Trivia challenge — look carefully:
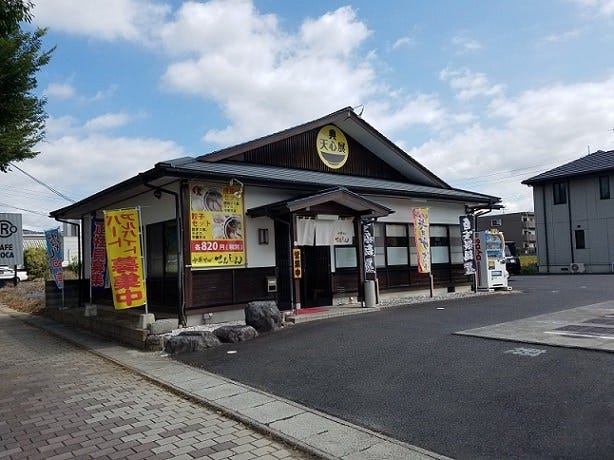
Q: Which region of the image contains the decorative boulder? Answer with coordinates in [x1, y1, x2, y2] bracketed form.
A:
[144, 334, 164, 352]
[244, 301, 282, 333]
[214, 325, 258, 343]
[164, 331, 221, 354]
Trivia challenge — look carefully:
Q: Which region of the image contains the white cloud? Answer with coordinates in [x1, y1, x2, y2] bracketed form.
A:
[161, 2, 379, 145]
[391, 36, 415, 50]
[451, 34, 482, 54]
[440, 68, 506, 101]
[2, 128, 185, 230]
[543, 28, 582, 43]
[84, 113, 132, 131]
[364, 95, 449, 134]
[32, 0, 169, 43]
[408, 74, 614, 212]
[570, 0, 614, 17]
[44, 82, 75, 99]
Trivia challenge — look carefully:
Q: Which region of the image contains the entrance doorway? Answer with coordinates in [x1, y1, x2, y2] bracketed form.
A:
[301, 246, 332, 307]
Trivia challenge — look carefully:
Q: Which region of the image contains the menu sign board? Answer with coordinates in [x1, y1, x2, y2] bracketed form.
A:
[189, 182, 245, 268]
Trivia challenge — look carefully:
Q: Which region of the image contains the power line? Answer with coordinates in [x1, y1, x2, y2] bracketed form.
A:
[0, 201, 49, 216]
[9, 163, 76, 203]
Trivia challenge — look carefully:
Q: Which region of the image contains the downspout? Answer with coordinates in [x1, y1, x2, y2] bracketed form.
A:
[542, 185, 550, 272]
[141, 178, 186, 326]
[567, 180, 574, 264]
[54, 218, 82, 308]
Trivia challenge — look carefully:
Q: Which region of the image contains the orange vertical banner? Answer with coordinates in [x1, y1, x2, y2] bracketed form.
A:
[103, 208, 147, 310]
[412, 207, 431, 274]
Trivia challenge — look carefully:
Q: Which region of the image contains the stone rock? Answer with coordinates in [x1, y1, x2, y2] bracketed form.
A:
[150, 318, 179, 335]
[244, 301, 282, 333]
[144, 334, 163, 352]
[214, 325, 258, 343]
[164, 331, 221, 354]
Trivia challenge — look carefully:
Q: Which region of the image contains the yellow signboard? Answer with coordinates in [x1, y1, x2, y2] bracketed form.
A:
[316, 124, 349, 169]
[190, 182, 245, 267]
[103, 208, 147, 309]
[292, 248, 302, 279]
[412, 207, 431, 274]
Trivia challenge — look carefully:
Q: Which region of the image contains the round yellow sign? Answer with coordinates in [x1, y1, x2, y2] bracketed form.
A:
[316, 125, 349, 169]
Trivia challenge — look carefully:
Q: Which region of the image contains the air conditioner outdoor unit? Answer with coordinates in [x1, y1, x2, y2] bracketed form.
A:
[569, 262, 585, 273]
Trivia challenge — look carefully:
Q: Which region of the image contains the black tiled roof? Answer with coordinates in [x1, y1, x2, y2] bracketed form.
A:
[158, 159, 500, 203]
[523, 150, 614, 185]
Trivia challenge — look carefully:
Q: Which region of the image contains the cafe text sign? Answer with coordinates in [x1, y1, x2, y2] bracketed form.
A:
[0, 213, 23, 266]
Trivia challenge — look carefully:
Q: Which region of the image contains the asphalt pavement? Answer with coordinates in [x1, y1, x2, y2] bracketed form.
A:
[0, 305, 446, 460]
[174, 275, 614, 459]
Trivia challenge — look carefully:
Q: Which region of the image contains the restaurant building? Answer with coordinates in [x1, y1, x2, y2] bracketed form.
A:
[51, 107, 501, 325]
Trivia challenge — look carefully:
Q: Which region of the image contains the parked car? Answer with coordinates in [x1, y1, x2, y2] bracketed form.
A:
[0, 266, 29, 284]
[504, 242, 521, 275]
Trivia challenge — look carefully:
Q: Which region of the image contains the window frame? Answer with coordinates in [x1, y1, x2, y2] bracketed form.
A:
[574, 229, 586, 250]
[553, 182, 567, 205]
[599, 176, 610, 200]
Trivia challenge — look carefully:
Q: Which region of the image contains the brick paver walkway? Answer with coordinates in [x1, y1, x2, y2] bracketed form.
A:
[0, 311, 312, 460]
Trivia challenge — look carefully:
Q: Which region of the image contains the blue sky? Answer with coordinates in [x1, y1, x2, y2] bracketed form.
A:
[3, 0, 614, 230]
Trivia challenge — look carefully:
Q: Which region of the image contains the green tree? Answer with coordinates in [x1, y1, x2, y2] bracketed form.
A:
[24, 246, 49, 280]
[0, 0, 54, 172]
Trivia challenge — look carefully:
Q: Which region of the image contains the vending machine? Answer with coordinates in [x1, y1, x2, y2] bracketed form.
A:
[474, 230, 510, 290]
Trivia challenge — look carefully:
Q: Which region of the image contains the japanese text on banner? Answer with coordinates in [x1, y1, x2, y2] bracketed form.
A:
[459, 215, 476, 275]
[44, 228, 63, 289]
[90, 218, 108, 288]
[412, 208, 431, 274]
[104, 209, 147, 310]
[189, 182, 245, 268]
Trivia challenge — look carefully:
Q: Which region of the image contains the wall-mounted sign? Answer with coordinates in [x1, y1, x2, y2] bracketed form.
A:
[292, 248, 302, 279]
[0, 213, 23, 266]
[190, 181, 245, 268]
[104, 208, 147, 309]
[316, 124, 349, 169]
[412, 207, 431, 274]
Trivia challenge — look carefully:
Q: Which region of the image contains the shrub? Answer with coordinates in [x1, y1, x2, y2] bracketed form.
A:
[24, 247, 50, 280]
[66, 257, 81, 275]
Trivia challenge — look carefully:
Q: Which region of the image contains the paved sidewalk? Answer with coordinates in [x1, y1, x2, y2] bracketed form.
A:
[455, 300, 614, 352]
[0, 307, 312, 460]
[0, 306, 447, 460]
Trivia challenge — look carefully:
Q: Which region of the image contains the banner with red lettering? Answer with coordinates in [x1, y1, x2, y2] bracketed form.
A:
[44, 227, 63, 289]
[103, 209, 147, 310]
[90, 218, 108, 289]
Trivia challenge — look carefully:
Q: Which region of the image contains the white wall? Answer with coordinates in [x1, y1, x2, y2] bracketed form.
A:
[367, 195, 466, 224]
[243, 185, 296, 268]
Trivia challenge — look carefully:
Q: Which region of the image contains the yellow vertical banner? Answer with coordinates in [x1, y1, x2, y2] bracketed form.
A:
[189, 181, 245, 267]
[103, 208, 147, 309]
[412, 207, 431, 274]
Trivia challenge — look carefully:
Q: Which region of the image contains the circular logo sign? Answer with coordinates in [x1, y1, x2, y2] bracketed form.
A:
[316, 125, 349, 169]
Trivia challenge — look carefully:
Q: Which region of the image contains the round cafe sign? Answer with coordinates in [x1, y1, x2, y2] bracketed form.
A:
[316, 125, 349, 169]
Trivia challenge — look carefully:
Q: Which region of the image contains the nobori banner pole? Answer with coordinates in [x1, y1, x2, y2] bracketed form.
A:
[429, 246, 434, 298]
[137, 206, 148, 315]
